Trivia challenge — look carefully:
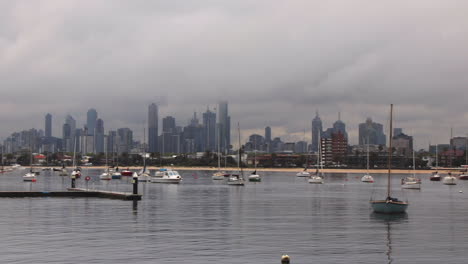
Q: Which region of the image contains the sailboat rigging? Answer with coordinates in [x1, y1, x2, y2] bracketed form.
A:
[370, 104, 408, 214]
[228, 123, 245, 186]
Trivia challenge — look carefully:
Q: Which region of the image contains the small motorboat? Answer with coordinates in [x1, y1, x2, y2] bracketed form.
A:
[401, 177, 421, 189]
[150, 170, 182, 184]
[121, 168, 133, 176]
[228, 174, 245, 186]
[361, 174, 374, 183]
[23, 171, 37, 181]
[430, 172, 441, 181]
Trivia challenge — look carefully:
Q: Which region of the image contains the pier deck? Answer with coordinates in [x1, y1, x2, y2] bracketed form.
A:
[0, 188, 141, 201]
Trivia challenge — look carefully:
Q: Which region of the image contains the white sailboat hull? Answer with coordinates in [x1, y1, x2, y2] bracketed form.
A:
[296, 171, 310, 177]
[361, 174, 374, 183]
[443, 176, 457, 185]
[308, 176, 323, 184]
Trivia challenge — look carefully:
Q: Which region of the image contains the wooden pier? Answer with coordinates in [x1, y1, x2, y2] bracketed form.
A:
[0, 189, 141, 201]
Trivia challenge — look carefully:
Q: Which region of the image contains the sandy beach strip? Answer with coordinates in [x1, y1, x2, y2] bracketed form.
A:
[24, 166, 464, 174]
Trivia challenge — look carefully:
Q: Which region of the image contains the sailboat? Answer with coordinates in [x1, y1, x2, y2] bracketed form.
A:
[23, 149, 37, 181]
[71, 138, 81, 179]
[228, 123, 245, 186]
[430, 144, 441, 181]
[297, 129, 311, 177]
[138, 127, 151, 182]
[370, 104, 408, 214]
[212, 126, 225, 180]
[248, 139, 261, 182]
[361, 136, 374, 183]
[308, 133, 324, 184]
[401, 143, 421, 189]
[111, 146, 122, 179]
[99, 143, 111, 180]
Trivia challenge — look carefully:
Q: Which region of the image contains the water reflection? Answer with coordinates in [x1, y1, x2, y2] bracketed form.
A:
[370, 213, 408, 264]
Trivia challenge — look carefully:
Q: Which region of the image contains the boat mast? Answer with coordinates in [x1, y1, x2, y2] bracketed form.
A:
[318, 131, 322, 176]
[387, 104, 394, 198]
[367, 136, 370, 173]
[217, 125, 221, 171]
[238, 122, 243, 178]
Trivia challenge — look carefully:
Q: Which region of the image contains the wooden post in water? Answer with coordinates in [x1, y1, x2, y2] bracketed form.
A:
[281, 255, 290, 264]
[132, 173, 138, 195]
[71, 174, 76, 189]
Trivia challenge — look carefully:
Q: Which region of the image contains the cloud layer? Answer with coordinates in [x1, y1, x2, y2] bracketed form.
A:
[1, 0, 468, 148]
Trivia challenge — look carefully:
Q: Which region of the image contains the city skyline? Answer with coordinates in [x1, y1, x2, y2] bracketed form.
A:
[1, 1, 468, 149]
[2, 105, 467, 152]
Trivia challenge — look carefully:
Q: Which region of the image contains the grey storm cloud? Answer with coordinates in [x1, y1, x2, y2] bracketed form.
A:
[1, 0, 468, 148]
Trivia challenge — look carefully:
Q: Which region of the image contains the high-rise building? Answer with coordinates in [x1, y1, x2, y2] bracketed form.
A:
[321, 131, 348, 165]
[393, 128, 403, 137]
[217, 101, 231, 153]
[203, 108, 216, 152]
[107, 130, 117, 153]
[95, 118, 105, 153]
[148, 103, 158, 153]
[117, 128, 133, 153]
[358, 118, 386, 146]
[162, 116, 176, 154]
[311, 111, 323, 153]
[64, 115, 76, 152]
[393, 133, 413, 157]
[86, 108, 97, 136]
[265, 126, 271, 142]
[45, 113, 52, 138]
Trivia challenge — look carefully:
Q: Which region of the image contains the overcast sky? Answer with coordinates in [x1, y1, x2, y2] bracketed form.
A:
[1, 0, 468, 149]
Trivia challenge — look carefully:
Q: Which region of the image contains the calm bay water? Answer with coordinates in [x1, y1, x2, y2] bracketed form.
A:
[0, 168, 467, 263]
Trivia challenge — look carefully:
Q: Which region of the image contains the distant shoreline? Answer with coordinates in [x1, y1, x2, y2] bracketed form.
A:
[20, 166, 464, 174]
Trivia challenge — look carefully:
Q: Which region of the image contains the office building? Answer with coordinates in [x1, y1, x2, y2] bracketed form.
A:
[148, 103, 158, 153]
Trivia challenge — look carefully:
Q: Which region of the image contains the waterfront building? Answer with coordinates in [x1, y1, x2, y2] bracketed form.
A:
[148, 103, 159, 153]
[311, 111, 323, 153]
[358, 118, 386, 146]
[321, 130, 348, 165]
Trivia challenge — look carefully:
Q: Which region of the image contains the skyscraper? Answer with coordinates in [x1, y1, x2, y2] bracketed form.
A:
[117, 128, 133, 153]
[311, 111, 323, 153]
[65, 115, 76, 152]
[358, 118, 386, 145]
[148, 103, 159, 153]
[217, 101, 231, 152]
[45, 113, 52, 138]
[87, 108, 98, 136]
[162, 116, 176, 154]
[95, 118, 105, 153]
[203, 108, 216, 152]
[265, 126, 271, 142]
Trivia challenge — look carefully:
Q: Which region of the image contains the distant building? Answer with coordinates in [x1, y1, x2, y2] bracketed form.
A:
[393, 128, 403, 137]
[86, 108, 97, 136]
[358, 118, 386, 146]
[393, 133, 413, 157]
[117, 128, 133, 153]
[148, 103, 159, 153]
[64, 115, 76, 152]
[95, 118, 105, 153]
[451, 137, 467, 150]
[217, 101, 231, 153]
[202, 108, 216, 152]
[45, 113, 52, 138]
[295, 141, 308, 153]
[311, 111, 323, 153]
[107, 130, 117, 153]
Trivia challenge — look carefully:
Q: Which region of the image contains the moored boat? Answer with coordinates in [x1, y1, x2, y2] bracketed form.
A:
[442, 173, 457, 185]
[150, 170, 182, 184]
[430, 172, 441, 181]
[370, 104, 408, 214]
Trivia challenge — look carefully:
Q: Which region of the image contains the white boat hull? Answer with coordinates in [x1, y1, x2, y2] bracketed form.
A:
[23, 173, 37, 181]
[443, 176, 457, 185]
[100, 173, 111, 180]
[401, 182, 421, 189]
[361, 174, 374, 183]
[308, 176, 323, 184]
[248, 174, 261, 182]
[138, 174, 151, 182]
[296, 171, 310, 177]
